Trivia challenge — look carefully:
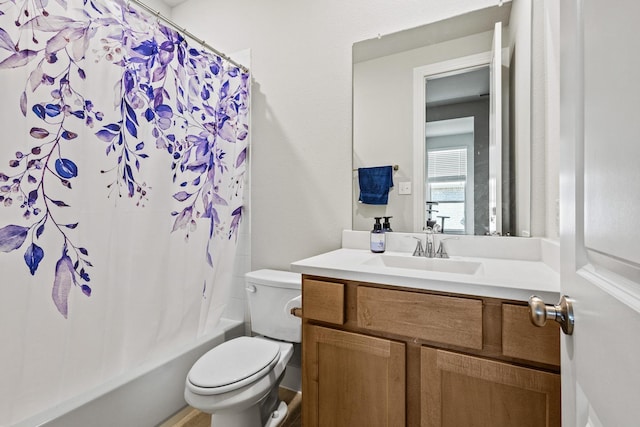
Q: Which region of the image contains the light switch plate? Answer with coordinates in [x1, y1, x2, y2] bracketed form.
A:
[398, 181, 411, 195]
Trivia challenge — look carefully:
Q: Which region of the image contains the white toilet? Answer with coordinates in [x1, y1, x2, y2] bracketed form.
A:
[184, 269, 302, 427]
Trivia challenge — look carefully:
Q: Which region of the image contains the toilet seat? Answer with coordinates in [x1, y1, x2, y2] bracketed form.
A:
[187, 337, 281, 395]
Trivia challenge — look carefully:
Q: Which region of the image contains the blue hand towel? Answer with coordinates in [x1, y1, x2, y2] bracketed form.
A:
[358, 166, 394, 205]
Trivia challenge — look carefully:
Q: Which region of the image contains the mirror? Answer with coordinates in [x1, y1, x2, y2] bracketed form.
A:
[352, 0, 532, 236]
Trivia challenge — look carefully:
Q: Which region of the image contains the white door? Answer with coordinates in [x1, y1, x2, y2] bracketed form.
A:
[559, 0, 640, 425]
[489, 21, 502, 234]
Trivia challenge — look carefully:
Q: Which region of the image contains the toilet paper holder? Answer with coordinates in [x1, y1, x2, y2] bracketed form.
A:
[285, 295, 303, 319]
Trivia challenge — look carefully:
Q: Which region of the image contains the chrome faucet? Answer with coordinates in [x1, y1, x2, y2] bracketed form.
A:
[413, 228, 436, 258]
[425, 227, 435, 258]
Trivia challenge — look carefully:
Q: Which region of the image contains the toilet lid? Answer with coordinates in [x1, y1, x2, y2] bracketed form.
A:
[187, 337, 280, 393]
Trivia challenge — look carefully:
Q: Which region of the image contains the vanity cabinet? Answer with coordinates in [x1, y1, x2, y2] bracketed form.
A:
[304, 325, 406, 427]
[301, 276, 561, 427]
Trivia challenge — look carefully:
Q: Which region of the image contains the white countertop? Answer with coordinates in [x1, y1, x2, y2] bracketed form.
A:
[290, 231, 560, 302]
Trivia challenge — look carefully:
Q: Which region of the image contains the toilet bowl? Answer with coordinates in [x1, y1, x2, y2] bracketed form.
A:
[184, 270, 301, 427]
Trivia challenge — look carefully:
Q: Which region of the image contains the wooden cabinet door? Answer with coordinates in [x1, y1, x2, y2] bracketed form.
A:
[303, 324, 405, 427]
[421, 347, 560, 427]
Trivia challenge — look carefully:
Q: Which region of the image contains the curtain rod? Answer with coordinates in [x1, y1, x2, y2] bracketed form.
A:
[127, 0, 249, 73]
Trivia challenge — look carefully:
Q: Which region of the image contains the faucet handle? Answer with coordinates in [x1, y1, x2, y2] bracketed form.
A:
[412, 237, 426, 257]
[435, 237, 459, 258]
[435, 241, 448, 258]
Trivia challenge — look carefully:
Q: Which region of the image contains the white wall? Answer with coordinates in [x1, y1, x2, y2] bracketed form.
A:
[508, 0, 534, 236]
[542, 0, 560, 239]
[170, 0, 502, 271]
[523, 0, 559, 239]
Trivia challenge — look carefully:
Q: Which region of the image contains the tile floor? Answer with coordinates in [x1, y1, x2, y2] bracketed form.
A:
[161, 388, 301, 427]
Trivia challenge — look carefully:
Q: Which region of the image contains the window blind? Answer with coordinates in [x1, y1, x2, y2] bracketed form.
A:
[427, 148, 467, 179]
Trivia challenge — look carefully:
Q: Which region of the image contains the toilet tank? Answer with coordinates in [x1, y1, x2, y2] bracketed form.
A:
[245, 269, 302, 343]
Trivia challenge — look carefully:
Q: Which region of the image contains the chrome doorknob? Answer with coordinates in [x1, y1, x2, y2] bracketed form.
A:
[528, 295, 574, 335]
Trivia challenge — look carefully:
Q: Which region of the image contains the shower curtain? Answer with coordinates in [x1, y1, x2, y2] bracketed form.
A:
[0, 0, 250, 424]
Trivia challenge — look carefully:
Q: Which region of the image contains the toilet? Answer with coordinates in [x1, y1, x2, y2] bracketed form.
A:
[184, 269, 302, 427]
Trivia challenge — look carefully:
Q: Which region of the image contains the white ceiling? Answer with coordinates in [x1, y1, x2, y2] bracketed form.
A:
[426, 117, 474, 137]
[426, 66, 490, 106]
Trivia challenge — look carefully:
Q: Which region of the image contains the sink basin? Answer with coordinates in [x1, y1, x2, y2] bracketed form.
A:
[364, 254, 483, 275]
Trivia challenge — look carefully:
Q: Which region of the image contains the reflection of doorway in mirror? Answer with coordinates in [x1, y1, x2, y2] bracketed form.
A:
[425, 65, 490, 235]
[426, 118, 475, 234]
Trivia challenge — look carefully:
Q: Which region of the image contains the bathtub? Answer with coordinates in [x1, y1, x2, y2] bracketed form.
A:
[13, 318, 245, 427]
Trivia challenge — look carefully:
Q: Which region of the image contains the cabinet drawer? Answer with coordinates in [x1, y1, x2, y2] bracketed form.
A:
[502, 304, 560, 366]
[357, 286, 483, 350]
[302, 279, 345, 324]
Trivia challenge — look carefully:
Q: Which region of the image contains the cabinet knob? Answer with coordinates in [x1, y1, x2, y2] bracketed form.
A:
[528, 295, 574, 335]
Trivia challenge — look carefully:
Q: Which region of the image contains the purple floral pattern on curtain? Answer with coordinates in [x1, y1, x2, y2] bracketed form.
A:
[0, 0, 249, 317]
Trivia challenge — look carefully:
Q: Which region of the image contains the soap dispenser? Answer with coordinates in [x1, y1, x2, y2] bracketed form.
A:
[370, 217, 386, 253]
[383, 216, 393, 232]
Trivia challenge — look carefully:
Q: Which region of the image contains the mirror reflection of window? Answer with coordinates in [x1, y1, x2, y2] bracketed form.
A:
[427, 147, 468, 234]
